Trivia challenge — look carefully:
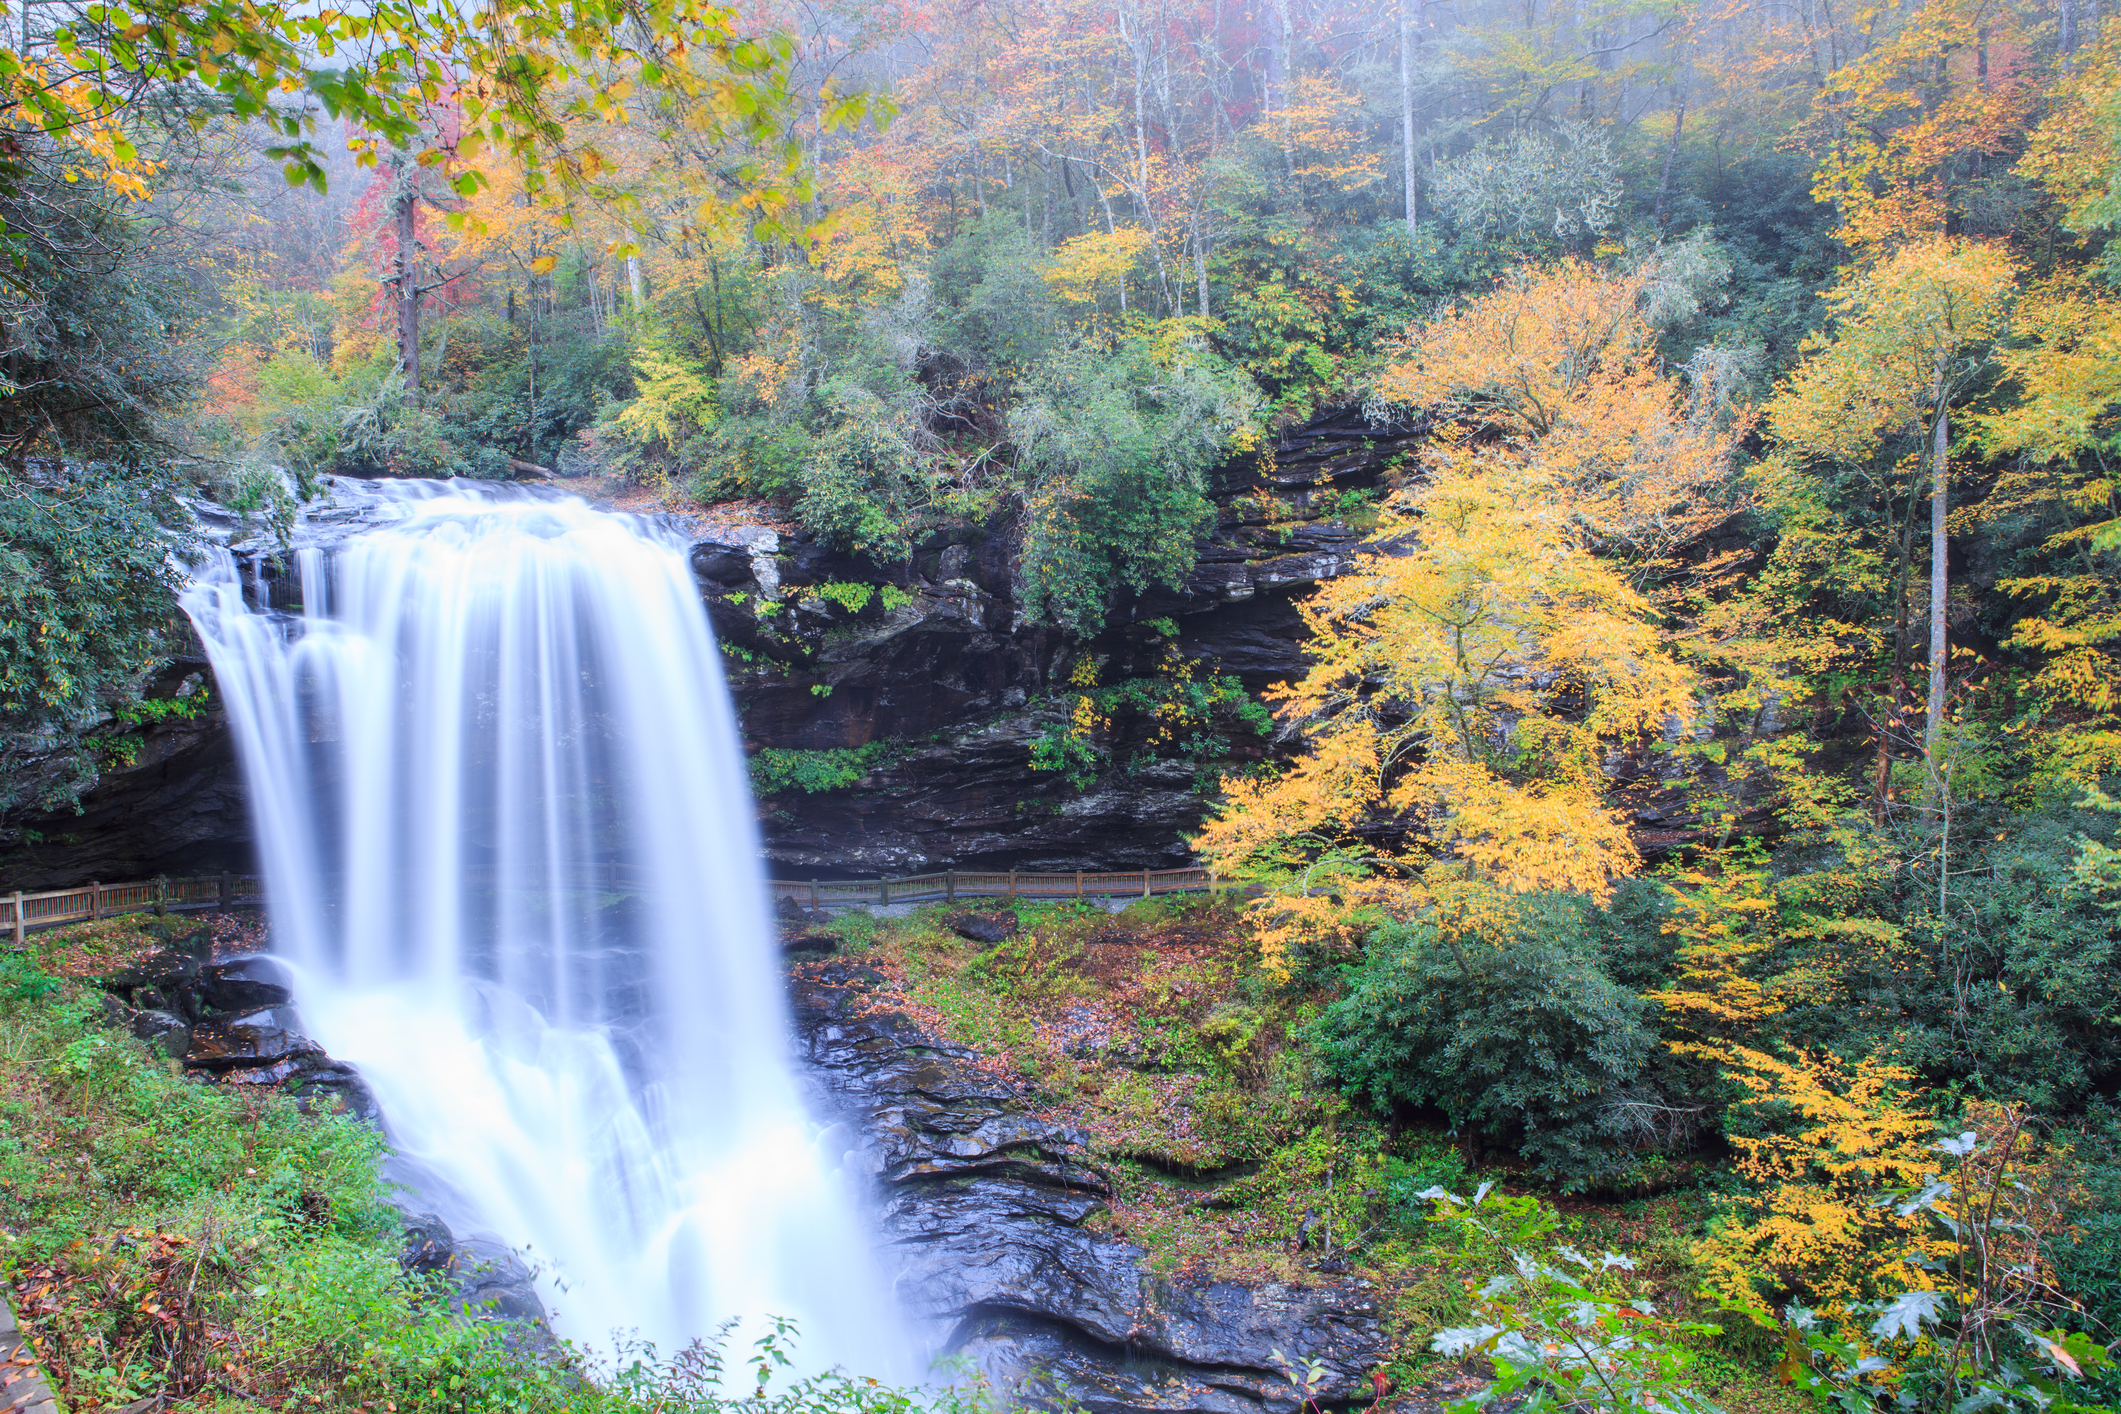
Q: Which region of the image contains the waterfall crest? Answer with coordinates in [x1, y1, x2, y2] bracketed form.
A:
[182, 480, 903, 1372]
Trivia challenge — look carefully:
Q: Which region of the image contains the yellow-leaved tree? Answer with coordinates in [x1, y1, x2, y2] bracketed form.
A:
[1767, 237, 2018, 819]
[1692, 1046, 1945, 1326]
[1195, 262, 1741, 979]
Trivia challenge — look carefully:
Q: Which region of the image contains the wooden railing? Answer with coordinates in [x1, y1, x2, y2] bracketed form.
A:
[765, 866, 1230, 911]
[4, 874, 265, 944]
[3, 865, 1231, 944]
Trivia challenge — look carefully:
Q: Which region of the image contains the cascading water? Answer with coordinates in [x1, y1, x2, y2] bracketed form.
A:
[182, 480, 905, 1373]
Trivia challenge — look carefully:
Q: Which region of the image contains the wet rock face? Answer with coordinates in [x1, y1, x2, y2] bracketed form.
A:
[0, 407, 1412, 888]
[0, 690, 251, 891]
[790, 962, 1390, 1413]
[723, 408, 1413, 875]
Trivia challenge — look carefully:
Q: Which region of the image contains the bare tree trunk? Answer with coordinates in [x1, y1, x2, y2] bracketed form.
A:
[392, 160, 421, 406]
[1092, 169, 1127, 312]
[1194, 217, 1210, 316]
[1265, 0, 1291, 113]
[1399, 0, 1418, 238]
[1653, 91, 1686, 231]
[2060, 0, 2079, 57]
[626, 255, 645, 311]
[1926, 383, 1949, 764]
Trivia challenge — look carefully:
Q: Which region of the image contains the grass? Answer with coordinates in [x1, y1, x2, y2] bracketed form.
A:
[0, 921, 561, 1414]
[0, 921, 976, 1414]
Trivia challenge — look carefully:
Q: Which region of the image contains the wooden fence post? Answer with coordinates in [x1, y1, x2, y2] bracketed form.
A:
[219, 872, 231, 908]
[947, 870, 956, 904]
[810, 880, 820, 910]
[1076, 870, 1083, 899]
[881, 877, 891, 907]
[1142, 869, 1151, 899]
[1008, 870, 1017, 901]
[10, 891, 21, 947]
[89, 881, 101, 921]
[154, 876, 168, 917]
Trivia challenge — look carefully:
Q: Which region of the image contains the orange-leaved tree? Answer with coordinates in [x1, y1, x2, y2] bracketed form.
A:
[1376, 258, 1756, 595]
[1798, 0, 2046, 253]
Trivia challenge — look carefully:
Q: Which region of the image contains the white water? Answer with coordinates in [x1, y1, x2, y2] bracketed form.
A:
[182, 480, 904, 1372]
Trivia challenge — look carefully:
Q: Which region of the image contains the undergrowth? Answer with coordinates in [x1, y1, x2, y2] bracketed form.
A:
[819, 898, 1816, 1413]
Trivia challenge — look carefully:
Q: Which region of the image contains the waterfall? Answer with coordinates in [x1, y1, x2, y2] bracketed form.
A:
[182, 480, 904, 1373]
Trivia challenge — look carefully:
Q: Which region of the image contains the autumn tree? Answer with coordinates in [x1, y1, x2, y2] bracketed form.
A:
[1195, 264, 1752, 978]
[1767, 238, 2018, 813]
[1798, 0, 2046, 251]
[1374, 257, 1756, 593]
[1968, 279, 2121, 780]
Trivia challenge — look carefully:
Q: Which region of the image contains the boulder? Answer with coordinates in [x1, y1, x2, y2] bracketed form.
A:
[400, 1212, 456, 1276]
[183, 1010, 323, 1069]
[129, 1009, 190, 1060]
[948, 911, 1020, 946]
[101, 949, 201, 999]
[774, 894, 831, 926]
[195, 956, 294, 1014]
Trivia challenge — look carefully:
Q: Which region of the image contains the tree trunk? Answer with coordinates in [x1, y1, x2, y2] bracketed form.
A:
[1266, 0, 1291, 114]
[1194, 218, 1210, 316]
[393, 166, 421, 406]
[1653, 92, 1686, 231]
[626, 255, 645, 311]
[1926, 385, 1950, 777]
[1399, 0, 1418, 239]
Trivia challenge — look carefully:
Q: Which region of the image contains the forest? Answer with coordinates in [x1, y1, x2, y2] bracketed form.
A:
[1, 0, 2121, 1408]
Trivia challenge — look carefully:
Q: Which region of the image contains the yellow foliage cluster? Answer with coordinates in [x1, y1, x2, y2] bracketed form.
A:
[1692, 1045, 1945, 1323]
[1972, 278, 2121, 775]
[8, 61, 164, 201]
[1262, 76, 1385, 196]
[1649, 859, 1785, 1048]
[1199, 263, 1753, 979]
[1770, 238, 2018, 467]
[1379, 260, 1755, 593]
[1045, 229, 1153, 307]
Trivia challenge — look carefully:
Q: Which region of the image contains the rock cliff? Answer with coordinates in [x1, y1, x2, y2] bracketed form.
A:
[791, 957, 1393, 1413]
[0, 408, 1412, 889]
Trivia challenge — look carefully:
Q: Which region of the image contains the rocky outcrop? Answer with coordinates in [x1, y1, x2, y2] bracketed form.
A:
[791, 961, 1390, 1413]
[0, 667, 250, 891]
[95, 923, 381, 1120]
[711, 407, 1416, 875]
[0, 408, 1416, 889]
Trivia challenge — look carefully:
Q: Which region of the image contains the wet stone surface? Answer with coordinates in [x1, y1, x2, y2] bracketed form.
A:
[789, 961, 1390, 1413]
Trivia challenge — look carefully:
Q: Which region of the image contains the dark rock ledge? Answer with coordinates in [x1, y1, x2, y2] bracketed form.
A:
[789, 961, 1391, 1414]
